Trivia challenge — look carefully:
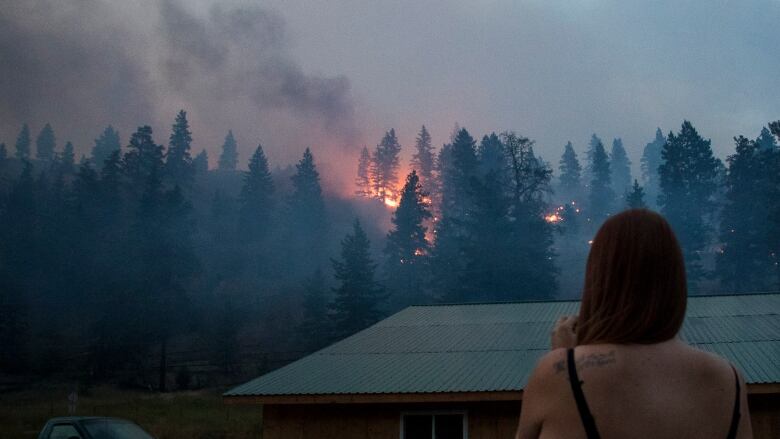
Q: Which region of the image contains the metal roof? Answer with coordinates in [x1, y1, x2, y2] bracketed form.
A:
[224, 293, 780, 397]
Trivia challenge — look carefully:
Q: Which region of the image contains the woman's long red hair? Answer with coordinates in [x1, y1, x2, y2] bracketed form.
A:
[577, 209, 687, 345]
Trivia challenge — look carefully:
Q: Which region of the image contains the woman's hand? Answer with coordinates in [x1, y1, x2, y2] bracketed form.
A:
[551, 315, 578, 349]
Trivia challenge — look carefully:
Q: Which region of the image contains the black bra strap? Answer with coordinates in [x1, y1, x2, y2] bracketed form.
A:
[726, 365, 741, 439]
[567, 348, 601, 439]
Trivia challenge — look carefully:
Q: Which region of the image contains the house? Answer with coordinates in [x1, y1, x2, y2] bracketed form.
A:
[224, 293, 780, 438]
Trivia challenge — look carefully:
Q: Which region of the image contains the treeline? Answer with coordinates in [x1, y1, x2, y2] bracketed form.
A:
[0, 113, 778, 391]
[0, 112, 371, 388]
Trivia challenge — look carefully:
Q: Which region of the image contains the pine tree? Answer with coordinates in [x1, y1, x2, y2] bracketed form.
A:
[411, 125, 436, 195]
[288, 148, 327, 271]
[239, 144, 275, 242]
[355, 146, 372, 197]
[770, 121, 780, 139]
[298, 269, 330, 350]
[640, 128, 665, 207]
[193, 149, 209, 175]
[15, 123, 31, 160]
[756, 127, 777, 151]
[290, 148, 325, 227]
[35, 123, 56, 162]
[123, 126, 164, 189]
[438, 128, 478, 221]
[658, 121, 720, 284]
[587, 134, 614, 222]
[0, 143, 7, 162]
[60, 141, 75, 174]
[717, 136, 773, 292]
[500, 132, 557, 298]
[330, 219, 384, 339]
[218, 130, 238, 171]
[626, 179, 646, 209]
[371, 129, 402, 201]
[558, 141, 582, 202]
[165, 110, 194, 187]
[610, 138, 632, 197]
[91, 126, 121, 168]
[430, 128, 479, 298]
[384, 171, 432, 309]
[478, 132, 505, 176]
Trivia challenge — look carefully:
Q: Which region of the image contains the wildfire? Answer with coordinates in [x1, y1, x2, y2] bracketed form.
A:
[543, 201, 583, 223]
[384, 197, 399, 208]
[544, 204, 566, 223]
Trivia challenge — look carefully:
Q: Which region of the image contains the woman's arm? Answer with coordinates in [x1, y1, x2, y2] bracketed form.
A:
[515, 348, 567, 439]
[517, 316, 578, 438]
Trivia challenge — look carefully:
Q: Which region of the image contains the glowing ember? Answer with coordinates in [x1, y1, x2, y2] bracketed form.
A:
[545, 213, 562, 223]
[414, 248, 424, 256]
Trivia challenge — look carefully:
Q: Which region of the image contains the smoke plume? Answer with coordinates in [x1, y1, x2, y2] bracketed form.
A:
[0, 0, 360, 186]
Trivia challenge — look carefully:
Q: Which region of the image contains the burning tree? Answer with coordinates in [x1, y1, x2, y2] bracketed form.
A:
[411, 125, 437, 197]
[384, 170, 432, 310]
[355, 146, 372, 197]
[371, 129, 402, 203]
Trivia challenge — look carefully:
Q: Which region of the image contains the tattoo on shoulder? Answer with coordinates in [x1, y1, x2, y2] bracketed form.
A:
[553, 350, 617, 374]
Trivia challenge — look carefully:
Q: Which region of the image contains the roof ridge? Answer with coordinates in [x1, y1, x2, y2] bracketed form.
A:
[406, 291, 780, 308]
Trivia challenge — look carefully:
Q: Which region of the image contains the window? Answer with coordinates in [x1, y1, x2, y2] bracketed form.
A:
[48, 424, 82, 439]
[401, 412, 467, 439]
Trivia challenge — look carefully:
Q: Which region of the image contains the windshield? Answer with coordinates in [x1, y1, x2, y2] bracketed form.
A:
[81, 420, 154, 439]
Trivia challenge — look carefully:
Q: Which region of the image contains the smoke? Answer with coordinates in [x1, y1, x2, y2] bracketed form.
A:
[0, 0, 361, 186]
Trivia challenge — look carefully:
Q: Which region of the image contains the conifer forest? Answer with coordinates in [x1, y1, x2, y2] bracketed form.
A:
[0, 0, 778, 393]
[1, 115, 779, 388]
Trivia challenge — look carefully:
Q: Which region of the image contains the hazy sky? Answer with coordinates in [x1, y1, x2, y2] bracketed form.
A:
[267, 0, 780, 163]
[1, 0, 778, 191]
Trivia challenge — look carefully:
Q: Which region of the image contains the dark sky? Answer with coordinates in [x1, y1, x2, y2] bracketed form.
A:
[1, 0, 778, 191]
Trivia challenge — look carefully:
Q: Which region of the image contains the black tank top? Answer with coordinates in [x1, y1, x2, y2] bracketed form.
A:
[566, 348, 742, 439]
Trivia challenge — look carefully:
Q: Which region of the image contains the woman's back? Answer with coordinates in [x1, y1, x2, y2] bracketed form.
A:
[517, 339, 752, 439]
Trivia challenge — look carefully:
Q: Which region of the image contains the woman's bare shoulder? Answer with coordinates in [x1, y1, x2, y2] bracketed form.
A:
[530, 345, 620, 386]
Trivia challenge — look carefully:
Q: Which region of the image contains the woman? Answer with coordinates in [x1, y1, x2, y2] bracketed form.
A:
[516, 209, 752, 439]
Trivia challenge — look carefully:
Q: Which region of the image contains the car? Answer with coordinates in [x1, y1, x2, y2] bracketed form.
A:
[37, 417, 156, 439]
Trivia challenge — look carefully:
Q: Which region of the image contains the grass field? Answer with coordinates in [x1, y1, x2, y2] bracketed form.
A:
[0, 384, 263, 438]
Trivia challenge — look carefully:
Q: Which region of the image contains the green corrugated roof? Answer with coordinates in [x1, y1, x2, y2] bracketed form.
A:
[224, 293, 780, 397]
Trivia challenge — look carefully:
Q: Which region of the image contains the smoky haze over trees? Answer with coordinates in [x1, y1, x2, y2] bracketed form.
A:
[0, 0, 359, 181]
[0, 113, 779, 390]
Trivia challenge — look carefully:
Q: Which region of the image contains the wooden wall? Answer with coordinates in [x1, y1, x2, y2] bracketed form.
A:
[262, 401, 520, 439]
[261, 395, 777, 439]
[749, 394, 780, 439]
